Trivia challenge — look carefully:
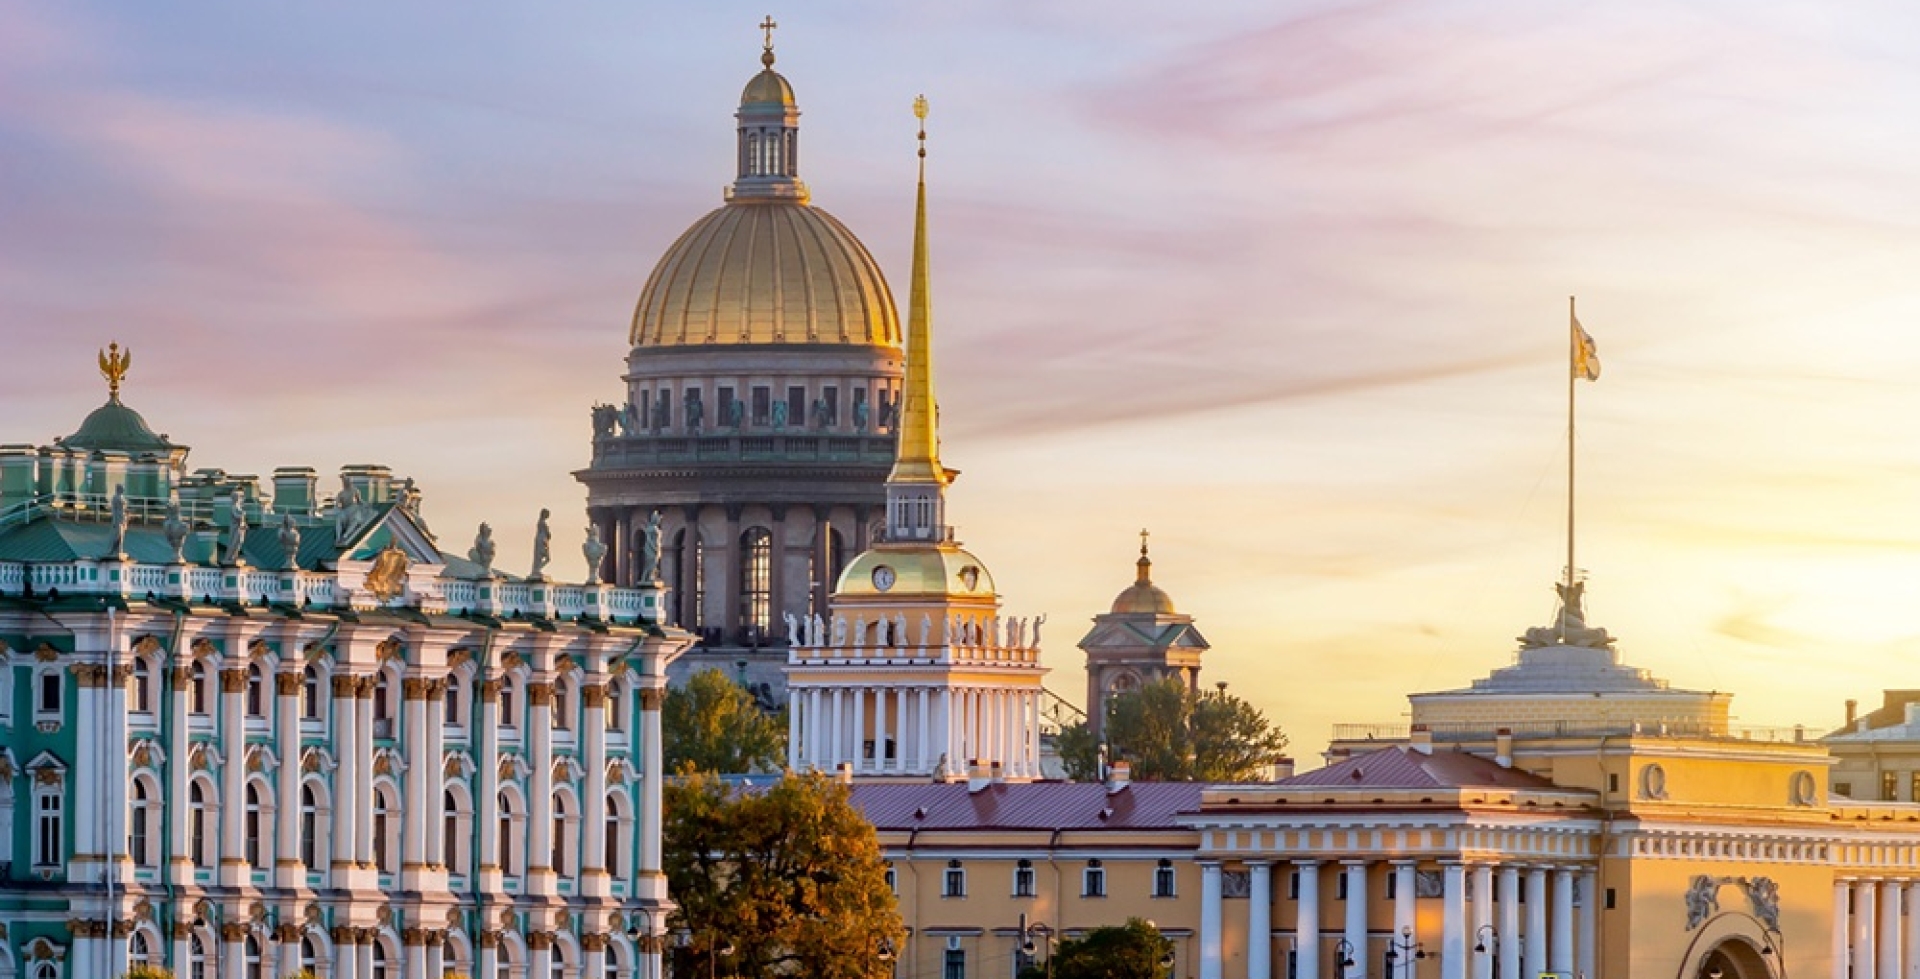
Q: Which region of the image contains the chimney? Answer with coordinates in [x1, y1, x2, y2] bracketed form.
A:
[1494, 728, 1513, 768]
[272, 467, 318, 516]
[1106, 760, 1132, 794]
[968, 760, 993, 794]
[1846, 699, 1859, 726]
[1273, 757, 1296, 780]
[1410, 724, 1433, 755]
[835, 762, 854, 785]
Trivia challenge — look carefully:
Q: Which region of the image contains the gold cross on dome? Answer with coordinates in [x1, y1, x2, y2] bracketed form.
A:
[760, 16, 778, 51]
[1139, 528, 1150, 557]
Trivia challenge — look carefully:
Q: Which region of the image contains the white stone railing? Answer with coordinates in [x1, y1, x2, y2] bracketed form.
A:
[788, 612, 1044, 666]
[0, 558, 664, 625]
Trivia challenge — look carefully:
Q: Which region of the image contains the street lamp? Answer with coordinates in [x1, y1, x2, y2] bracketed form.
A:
[1383, 927, 1425, 979]
[1333, 940, 1358, 979]
[1019, 914, 1054, 979]
[1472, 926, 1496, 955]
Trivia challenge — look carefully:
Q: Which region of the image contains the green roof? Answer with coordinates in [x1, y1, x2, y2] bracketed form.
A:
[60, 398, 177, 454]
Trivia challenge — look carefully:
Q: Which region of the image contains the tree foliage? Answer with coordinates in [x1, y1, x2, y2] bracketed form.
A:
[1021, 919, 1175, 979]
[663, 668, 787, 774]
[664, 771, 904, 979]
[1059, 677, 1288, 781]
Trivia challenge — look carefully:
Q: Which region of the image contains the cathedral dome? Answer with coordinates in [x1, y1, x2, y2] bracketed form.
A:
[838, 543, 997, 599]
[1110, 538, 1175, 614]
[741, 68, 795, 107]
[61, 399, 175, 455]
[630, 202, 901, 348]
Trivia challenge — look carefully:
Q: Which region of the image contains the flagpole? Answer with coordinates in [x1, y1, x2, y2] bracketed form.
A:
[1564, 295, 1577, 642]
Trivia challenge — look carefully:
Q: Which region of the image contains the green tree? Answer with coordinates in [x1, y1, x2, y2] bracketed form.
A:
[665, 771, 904, 979]
[663, 668, 787, 774]
[1059, 677, 1288, 781]
[1021, 918, 1175, 979]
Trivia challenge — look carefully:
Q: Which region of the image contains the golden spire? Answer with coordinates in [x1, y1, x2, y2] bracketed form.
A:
[890, 95, 946, 486]
[760, 15, 777, 67]
[1137, 528, 1153, 584]
[98, 342, 131, 403]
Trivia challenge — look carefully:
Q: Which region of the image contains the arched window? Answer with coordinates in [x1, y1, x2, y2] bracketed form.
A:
[129, 778, 154, 866]
[444, 788, 472, 876]
[552, 679, 571, 731]
[129, 930, 153, 967]
[745, 132, 760, 176]
[190, 934, 211, 979]
[190, 661, 211, 715]
[550, 942, 570, 979]
[373, 672, 392, 723]
[189, 781, 212, 867]
[499, 678, 518, 729]
[130, 656, 152, 712]
[552, 792, 572, 877]
[300, 783, 321, 867]
[499, 791, 521, 876]
[372, 941, 390, 979]
[605, 679, 625, 732]
[244, 782, 265, 864]
[373, 784, 397, 873]
[245, 663, 265, 717]
[301, 936, 320, 975]
[302, 664, 323, 719]
[739, 527, 773, 633]
[605, 791, 625, 879]
[678, 530, 706, 629]
[445, 678, 462, 725]
[245, 935, 264, 979]
[34, 963, 56, 979]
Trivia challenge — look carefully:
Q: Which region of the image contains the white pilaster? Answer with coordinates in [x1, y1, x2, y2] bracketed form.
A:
[1393, 861, 1417, 949]
[168, 660, 193, 885]
[527, 678, 555, 895]
[401, 678, 430, 879]
[917, 687, 931, 773]
[1857, 882, 1878, 979]
[1836, 881, 1852, 979]
[425, 676, 447, 872]
[582, 678, 611, 897]
[274, 669, 302, 888]
[808, 686, 823, 770]
[219, 666, 247, 886]
[331, 675, 358, 878]
[477, 676, 502, 882]
[1248, 861, 1272, 979]
[354, 681, 374, 867]
[787, 687, 801, 771]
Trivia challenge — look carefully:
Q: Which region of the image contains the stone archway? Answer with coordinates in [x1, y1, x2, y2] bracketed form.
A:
[1691, 936, 1776, 979]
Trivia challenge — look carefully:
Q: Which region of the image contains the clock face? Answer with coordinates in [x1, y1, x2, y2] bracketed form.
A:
[872, 565, 897, 592]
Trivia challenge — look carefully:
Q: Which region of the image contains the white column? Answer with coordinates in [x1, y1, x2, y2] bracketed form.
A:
[1441, 863, 1467, 979]
[1882, 881, 1903, 979]
[852, 686, 866, 772]
[830, 688, 844, 767]
[531, 937, 553, 979]
[1835, 881, 1851, 979]
[1201, 862, 1224, 979]
[808, 687, 823, 770]
[1296, 861, 1321, 979]
[1248, 861, 1272, 979]
[936, 688, 952, 775]
[72, 669, 97, 866]
[1856, 882, 1877, 979]
[917, 687, 931, 773]
[222, 929, 245, 979]
[897, 688, 911, 772]
[274, 669, 302, 888]
[405, 937, 428, 979]
[402, 678, 430, 876]
[1578, 869, 1598, 979]
[638, 683, 666, 876]
[354, 681, 374, 867]
[168, 661, 194, 884]
[334, 935, 358, 979]
[585, 940, 607, 979]
[787, 688, 801, 771]
[1497, 866, 1520, 979]
[1345, 861, 1370, 979]
[1907, 881, 1920, 979]
[1550, 867, 1574, 976]
[1524, 867, 1547, 979]
[582, 679, 610, 897]
[219, 666, 248, 885]
[1393, 861, 1417, 947]
[477, 935, 498, 979]
[477, 677, 502, 878]
[1472, 865, 1493, 979]
[425, 677, 447, 869]
[331, 675, 358, 877]
[527, 679, 555, 895]
[873, 686, 889, 772]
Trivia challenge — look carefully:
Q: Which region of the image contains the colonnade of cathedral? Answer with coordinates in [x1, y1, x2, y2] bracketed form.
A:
[787, 684, 1045, 778]
[1197, 860, 1598, 979]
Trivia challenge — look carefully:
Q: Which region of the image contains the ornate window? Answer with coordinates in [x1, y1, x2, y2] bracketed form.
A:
[129, 930, 154, 968]
[300, 783, 321, 867]
[499, 677, 518, 729]
[373, 784, 398, 873]
[552, 792, 574, 877]
[371, 942, 390, 979]
[498, 790, 523, 876]
[606, 679, 625, 732]
[190, 661, 211, 714]
[190, 935, 210, 979]
[34, 668, 61, 717]
[130, 657, 152, 713]
[129, 778, 156, 867]
[189, 781, 212, 867]
[245, 936, 264, 979]
[33, 782, 63, 868]
[244, 783, 264, 865]
[553, 679, 571, 731]
[740, 527, 773, 633]
[302, 664, 323, 719]
[245, 663, 265, 717]
[445, 679, 462, 725]
[300, 937, 320, 975]
[373, 673, 392, 724]
[445, 787, 473, 877]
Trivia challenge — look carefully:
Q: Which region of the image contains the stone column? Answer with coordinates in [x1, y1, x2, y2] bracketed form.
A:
[808, 687, 823, 771]
[1550, 867, 1574, 976]
[1578, 869, 1598, 979]
[1393, 861, 1417, 949]
[1201, 861, 1224, 979]
[1834, 881, 1851, 979]
[276, 925, 302, 978]
[477, 677, 502, 882]
[1472, 865, 1493, 979]
[936, 688, 953, 776]
[331, 675, 359, 878]
[404, 929, 428, 979]
[274, 669, 303, 888]
[220, 921, 247, 979]
[720, 506, 742, 639]
[1345, 861, 1370, 979]
[1524, 867, 1547, 979]
[477, 931, 499, 979]
[1497, 866, 1520, 979]
[1441, 862, 1467, 979]
[585, 934, 609, 979]
[582, 680, 611, 897]
[1296, 861, 1321, 979]
[1248, 861, 1272, 979]
[105, 661, 133, 883]
[333, 928, 358, 979]
[527, 680, 556, 895]
[1856, 882, 1877, 979]
[71, 666, 98, 869]
[168, 662, 194, 884]
[852, 685, 866, 772]
[427, 930, 445, 979]
[219, 666, 248, 886]
[830, 688, 845, 768]
[770, 505, 789, 630]
[639, 684, 667, 876]
[917, 688, 931, 774]
[402, 677, 431, 879]
[1883, 880, 1903, 979]
[530, 931, 554, 979]
[787, 688, 802, 771]
[354, 678, 375, 868]
[873, 685, 889, 773]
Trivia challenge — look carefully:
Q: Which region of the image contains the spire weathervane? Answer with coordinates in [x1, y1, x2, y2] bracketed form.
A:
[98, 342, 131, 402]
[760, 15, 778, 66]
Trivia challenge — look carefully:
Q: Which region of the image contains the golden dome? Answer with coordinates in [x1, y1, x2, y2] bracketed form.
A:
[838, 543, 997, 599]
[742, 68, 795, 106]
[630, 201, 902, 348]
[1111, 535, 1175, 614]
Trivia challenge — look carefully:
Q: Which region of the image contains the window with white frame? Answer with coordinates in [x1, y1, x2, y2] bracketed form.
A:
[300, 783, 322, 868]
[553, 679, 572, 731]
[302, 664, 323, 719]
[243, 782, 265, 865]
[943, 859, 966, 898]
[445, 679, 462, 726]
[1082, 859, 1106, 898]
[943, 940, 965, 979]
[606, 679, 625, 732]
[190, 781, 213, 867]
[129, 777, 157, 867]
[245, 663, 265, 717]
[33, 781, 63, 868]
[34, 668, 61, 718]
[190, 661, 211, 715]
[1154, 859, 1177, 898]
[130, 657, 153, 713]
[1012, 859, 1035, 897]
[499, 678, 518, 730]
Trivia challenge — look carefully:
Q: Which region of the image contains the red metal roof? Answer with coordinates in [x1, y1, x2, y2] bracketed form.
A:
[849, 782, 1205, 831]
[1279, 746, 1559, 790]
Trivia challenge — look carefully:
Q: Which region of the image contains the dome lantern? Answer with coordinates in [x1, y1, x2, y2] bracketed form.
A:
[730, 18, 808, 204]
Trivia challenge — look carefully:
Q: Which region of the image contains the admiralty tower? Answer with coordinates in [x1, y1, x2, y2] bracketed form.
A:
[577, 30, 904, 698]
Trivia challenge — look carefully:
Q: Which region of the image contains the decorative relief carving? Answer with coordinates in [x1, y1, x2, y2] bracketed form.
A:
[276, 671, 303, 695]
[377, 638, 405, 663]
[501, 651, 525, 670]
[582, 683, 607, 708]
[527, 682, 554, 706]
[34, 644, 60, 663]
[219, 668, 248, 693]
[555, 654, 578, 675]
[638, 688, 666, 711]
[1415, 870, 1445, 898]
[447, 648, 473, 670]
[333, 674, 358, 696]
[1639, 763, 1668, 800]
[1220, 870, 1250, 898]
[1684, 874, 1781, 932]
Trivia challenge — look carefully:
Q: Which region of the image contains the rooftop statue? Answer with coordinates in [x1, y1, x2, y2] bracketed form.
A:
[530, 508, 553, 580]
[278, 514, 301, 570]
[225, 489, 248, 566]
[1520, 579, 1615, 649]
[468, 522, 496, 569]
[163, 496, 189, 562]
[638, 510, 663, 582]
[106, 485, 128, 558]
[583, 525, 608, 583]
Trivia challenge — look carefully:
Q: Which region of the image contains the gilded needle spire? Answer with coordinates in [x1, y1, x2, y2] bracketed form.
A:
[98, 342, 131, 403]
[884, 94, 951, 543]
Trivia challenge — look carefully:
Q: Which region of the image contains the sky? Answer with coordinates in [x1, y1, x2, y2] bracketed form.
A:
[8, 1, 1920, 759]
